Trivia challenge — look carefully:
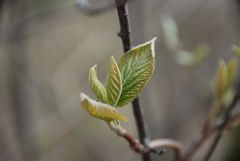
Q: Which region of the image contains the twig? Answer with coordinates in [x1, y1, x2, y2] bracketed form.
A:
[201, 92, 240, 161]
[76, 0, 115, 16]
[181, 130, 209, 161]
[182, 92, 240, 161]
[149, 139, 183, 161]
[201, 132, 222, 161]
[107, 122, 164, 156]
[114, 0, 151, 161]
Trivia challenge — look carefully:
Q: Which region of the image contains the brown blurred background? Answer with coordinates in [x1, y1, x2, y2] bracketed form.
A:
[1, 0, 240, 161]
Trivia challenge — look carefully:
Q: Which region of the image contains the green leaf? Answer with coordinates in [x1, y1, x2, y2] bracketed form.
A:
[117, 38, 156, 107]
[105, 56, 122, 106]
[215, 60, 228, 100]
[80, 93, 127, 122]
[227, 58, 237, 86]
[89, 65, 108, 103]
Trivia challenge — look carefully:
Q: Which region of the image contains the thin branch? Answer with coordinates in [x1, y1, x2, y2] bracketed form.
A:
[182, 92, 240, 161]
[201, 132, 222, 161]
[107, 122, 164, 156]
[149, 139, 183, 161]
[76, 0, 115, 16]
[201, 92, 240, 161]
[114, 0, 151, 161]
[182, 130, 209, 161]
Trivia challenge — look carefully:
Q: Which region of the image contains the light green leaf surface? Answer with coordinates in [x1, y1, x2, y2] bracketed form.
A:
[80, 93, 127, 122]
[227, 58, 237, 86]
[89, 65, 108, 103]
[105, 56, 122, 106]
[117, 38, 156, 107]
[215, 60, 228, 100]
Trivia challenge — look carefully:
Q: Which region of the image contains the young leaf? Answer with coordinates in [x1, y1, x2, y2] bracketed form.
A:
[227, 58, 237, 86]
[80, 93, 127, 122]
[215, 60, 228, 100]
[117, 38, 156, 107]
[105, 56, 122, 106]
[89, 65, 108, 103]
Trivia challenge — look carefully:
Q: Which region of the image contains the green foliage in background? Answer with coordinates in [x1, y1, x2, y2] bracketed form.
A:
[161, 16, 209, 67]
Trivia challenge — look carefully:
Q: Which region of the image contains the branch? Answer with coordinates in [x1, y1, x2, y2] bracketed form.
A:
[182, 92, 240, 161]
[201, 132, 222, 161]
[107, 122, 164, 155]
[114, 0, 151, 161]
[149, 139, 183, 161]
[201, 92, 240, 161]
[76, 0, 115, 16]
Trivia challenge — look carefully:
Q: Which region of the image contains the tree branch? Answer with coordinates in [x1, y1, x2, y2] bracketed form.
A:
[201, 92, 240, 161]
[201, 132, 222, 161]
[114, 1, 151, 160]
[107, 122, 149, 154]
[182, 92, 240, 161]
[149, 139, 183, 161]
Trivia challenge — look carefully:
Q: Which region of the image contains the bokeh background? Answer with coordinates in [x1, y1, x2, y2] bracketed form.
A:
[1, 0, 240, 161]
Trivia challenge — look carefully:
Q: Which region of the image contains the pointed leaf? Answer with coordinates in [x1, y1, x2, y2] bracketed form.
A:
[227, 58, 237, 86]
[215, 60, 228, 100]
[80, 93, 127, 122]
[117, 38, 156, 107]
[89, 65, 108, 103]
[105, 56, 122, 106]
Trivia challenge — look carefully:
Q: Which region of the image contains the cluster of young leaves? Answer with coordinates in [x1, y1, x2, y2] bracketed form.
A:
[161, 16, 209, 67]
[80, 38, 156, 122]
[209, 58, 238, 120]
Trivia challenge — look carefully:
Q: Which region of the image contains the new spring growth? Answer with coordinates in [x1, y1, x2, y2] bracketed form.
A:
[209, 58, 238, 120]
[80, 38, 156, 123]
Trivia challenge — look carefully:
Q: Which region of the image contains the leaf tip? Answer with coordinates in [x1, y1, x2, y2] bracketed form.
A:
[90, 64, 97, 71]
[145, 37, 157, 58]
[109, 55, 117, 64]
[80, 92, 87, 102]
[150, 37, 157, 57]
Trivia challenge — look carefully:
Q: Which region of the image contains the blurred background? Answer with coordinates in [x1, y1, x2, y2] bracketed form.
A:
[1, 0, 240, 161]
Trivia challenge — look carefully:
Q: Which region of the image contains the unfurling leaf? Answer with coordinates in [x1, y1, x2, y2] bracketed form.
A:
[105, 56, 122, 106]
[89, 65, 108, 103]
[117, 38, 156, 107]
[215, 60, 228, 100]
[227, 58, 237, 86]
[80, 93, 127, 122]
[214, 58, 237, 100]
[209, 58, 238, 121]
